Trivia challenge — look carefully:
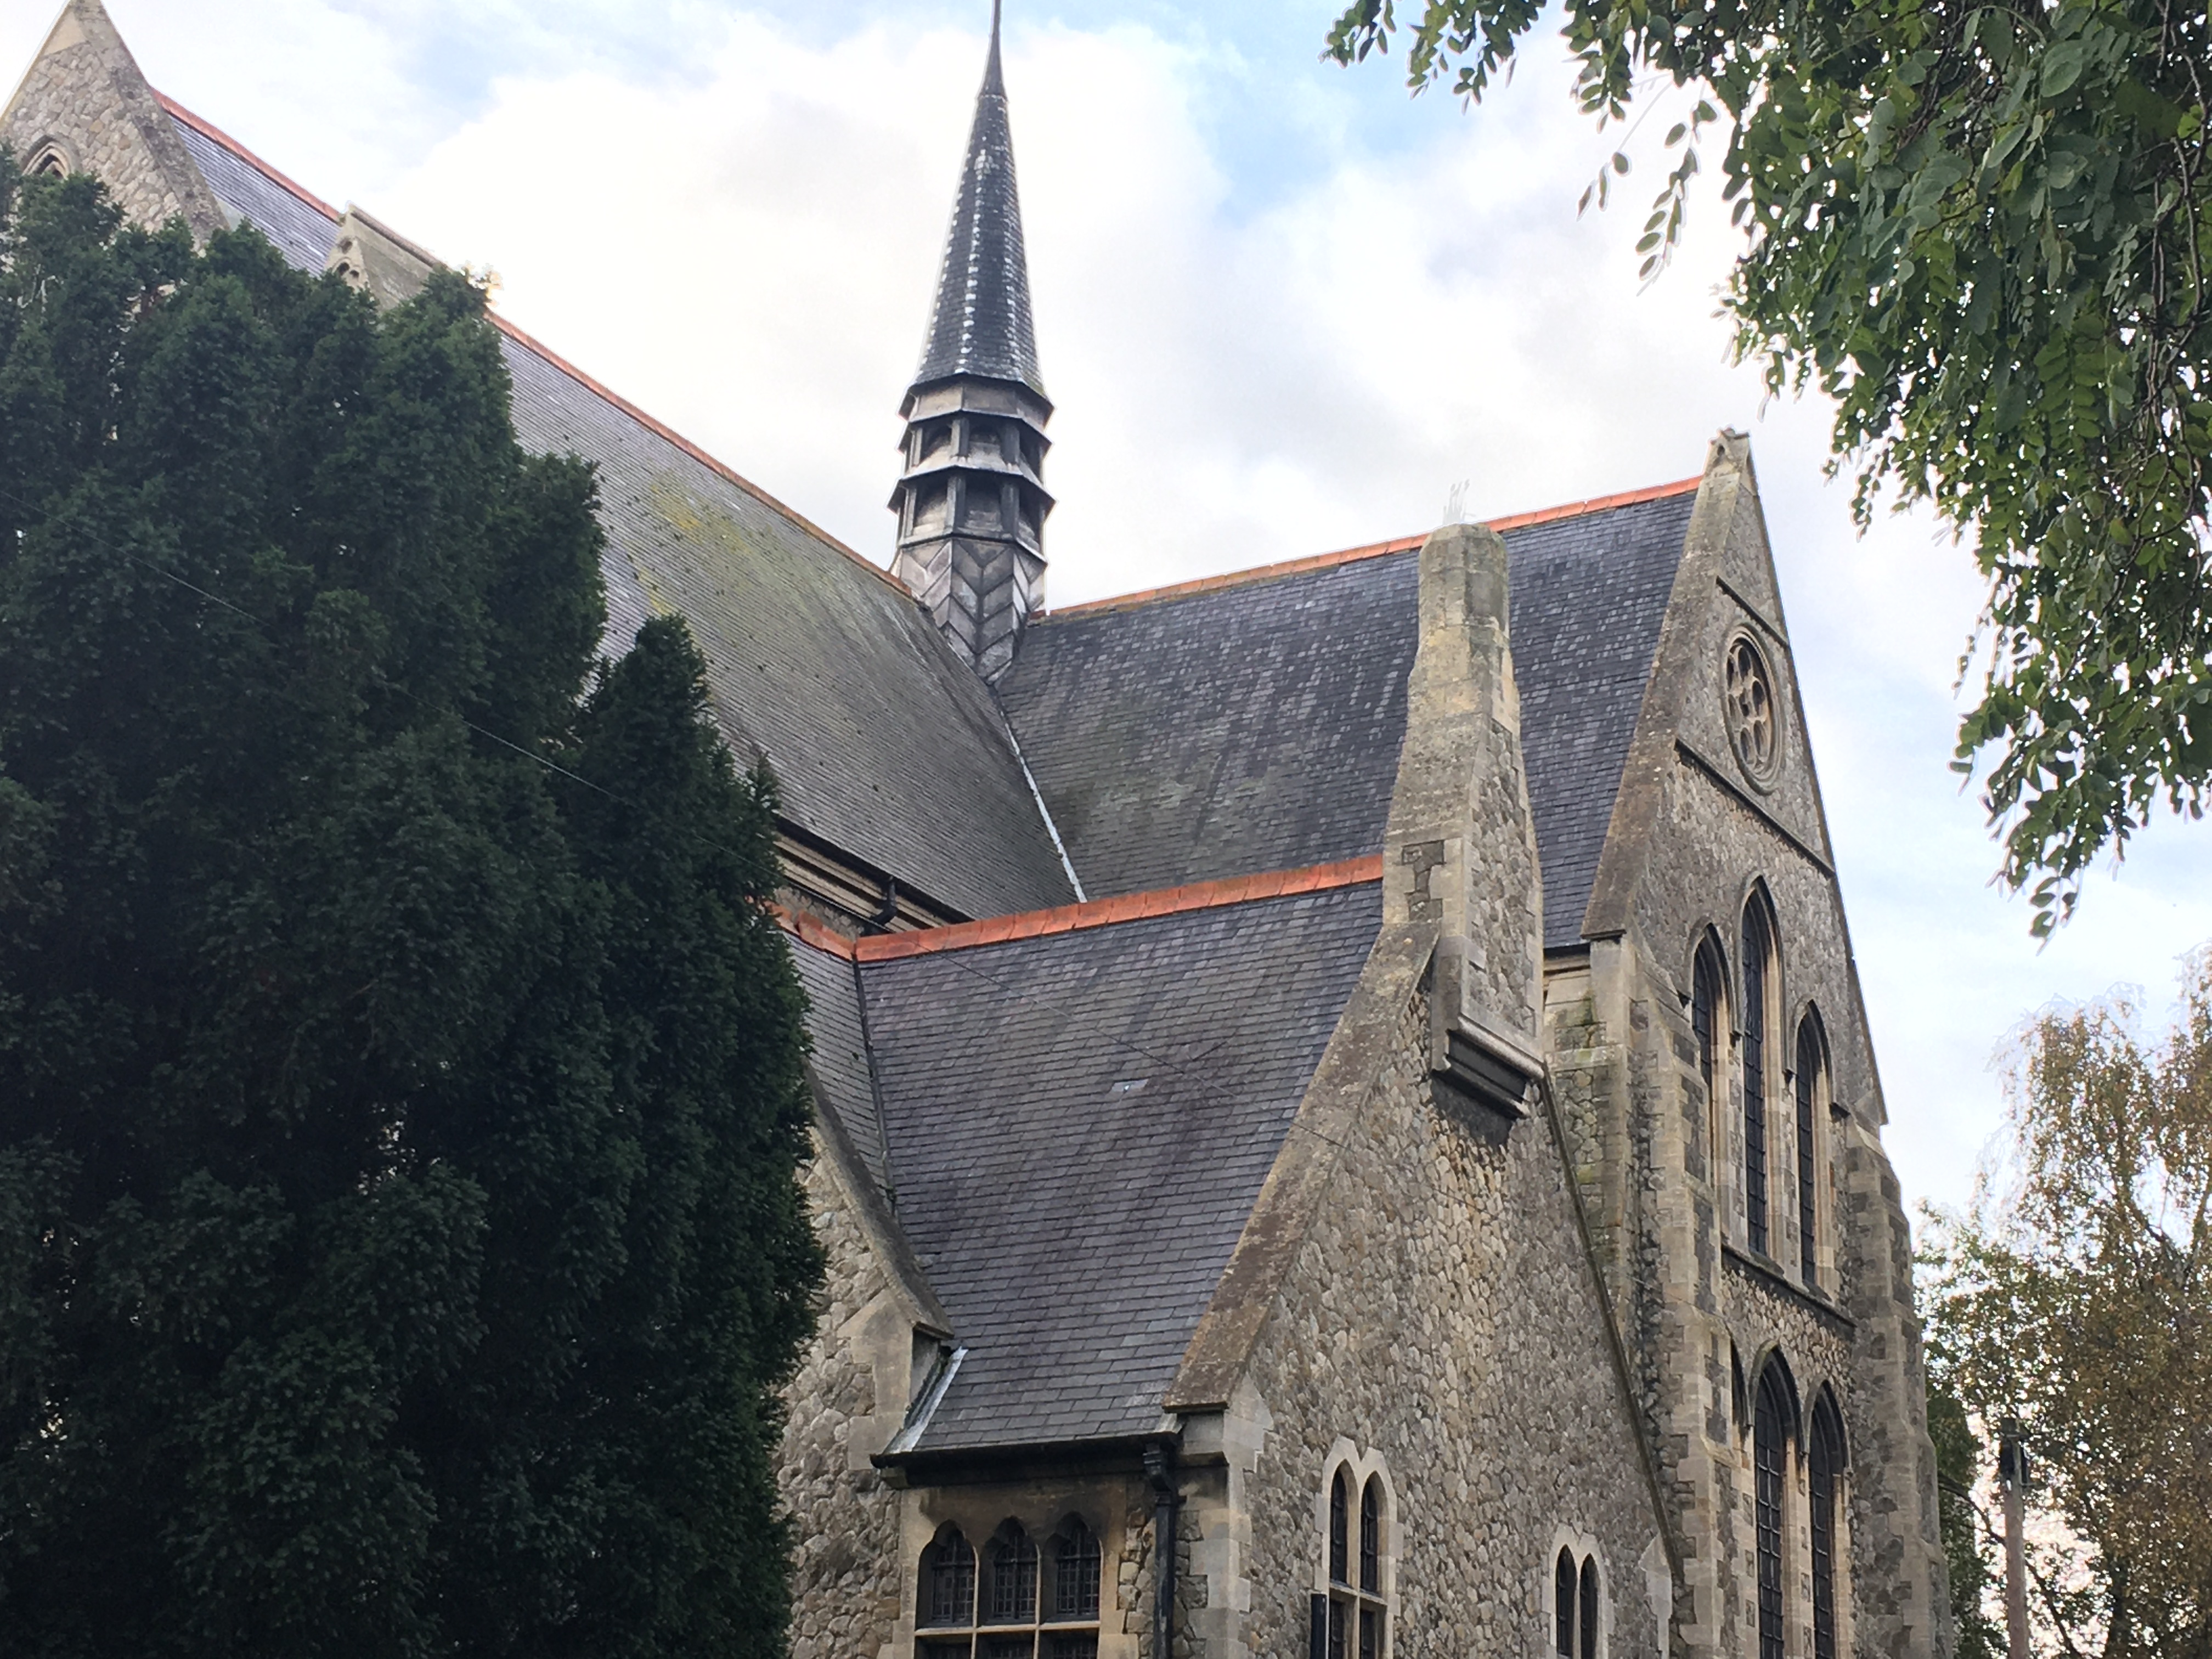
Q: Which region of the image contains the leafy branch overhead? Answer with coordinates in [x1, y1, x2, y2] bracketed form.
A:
[1330, 0, 2212, 933]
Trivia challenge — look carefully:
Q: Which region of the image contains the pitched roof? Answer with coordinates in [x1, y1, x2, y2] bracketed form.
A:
[160, 96, 1076, 923]
[911, 4, 1043, 398]
[998, 486, 1699, 949]
[856, 874, 1381, 1452]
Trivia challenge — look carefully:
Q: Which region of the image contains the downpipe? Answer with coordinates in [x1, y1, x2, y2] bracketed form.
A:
[1145, 1441, 1181, 1659]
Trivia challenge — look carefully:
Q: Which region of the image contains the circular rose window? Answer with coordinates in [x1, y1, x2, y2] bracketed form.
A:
[1723, 634, 1780, 785]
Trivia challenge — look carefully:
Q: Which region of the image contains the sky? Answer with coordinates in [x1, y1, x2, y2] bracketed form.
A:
[6, 0, 2211, 1220]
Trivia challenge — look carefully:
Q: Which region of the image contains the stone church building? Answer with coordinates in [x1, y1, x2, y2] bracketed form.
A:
[4, 4, 1952, 1657]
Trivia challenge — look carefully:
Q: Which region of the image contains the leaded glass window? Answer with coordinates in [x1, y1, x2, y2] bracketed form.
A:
[923, 1527, 976, 1628]
[918, 1514, 1102, 1657]
[1754, 1368, 1790, 1659]
[1321, 1463, 1390, 1659]
[1812, 1397, 1844, 1659]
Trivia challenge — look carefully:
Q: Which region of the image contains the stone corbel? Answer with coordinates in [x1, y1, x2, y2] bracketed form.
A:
[1428, 935, 1541, 1125]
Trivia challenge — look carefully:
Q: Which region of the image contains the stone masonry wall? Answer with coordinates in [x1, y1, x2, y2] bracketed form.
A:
[1235, 982, 1672, 1659]
[779, 1146, 907, 1659]
[2, 3, 226, 241]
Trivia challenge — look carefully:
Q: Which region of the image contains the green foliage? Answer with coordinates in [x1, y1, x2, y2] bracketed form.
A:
[1918, 955, 2212, 1659]
[0, 161, 821, 1657]
[1328, 0, 2212, 932]
[1927, 1365, 2006, 1659]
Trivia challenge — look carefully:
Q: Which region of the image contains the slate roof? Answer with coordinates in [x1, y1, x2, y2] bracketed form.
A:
[857, 879, 1381, 1451]
[160, 98, 1076, 923]
[788, 931, 887, 1198]
[911, 13, 1043, 398]
[999, 489, 1697, 949]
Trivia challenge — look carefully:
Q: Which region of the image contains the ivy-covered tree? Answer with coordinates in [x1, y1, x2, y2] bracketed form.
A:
[1329, 0, 2212, 933]
[0, 161, 821, 1657]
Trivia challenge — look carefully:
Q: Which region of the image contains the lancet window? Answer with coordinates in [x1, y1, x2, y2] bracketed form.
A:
[1796, 1009, 1828, 1286]
[1753, 1365, 1792, 1659]
[918, 1515, 1101, 1658]
[1552, 1544, 1603, 1659]
[1742, 898, 1777, 1256]
[1313, 1462, 1391, 1659]
[1692, 933, 1728, 1179]
[1811, 1395, 1846, 1659]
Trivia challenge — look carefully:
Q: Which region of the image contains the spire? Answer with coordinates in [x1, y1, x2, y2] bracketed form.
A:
[914, 0, 1042, 397]
[890, 3, 1054, 682]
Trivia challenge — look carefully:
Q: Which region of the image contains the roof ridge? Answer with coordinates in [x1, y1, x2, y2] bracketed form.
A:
[153, 91, 915, 603]
[843, 854, 1383, 963]
[1042, 475, 1705, 622]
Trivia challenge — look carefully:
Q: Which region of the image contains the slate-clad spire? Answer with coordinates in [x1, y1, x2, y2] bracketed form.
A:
[890, 0, 1054, 682]
[915, 2, 1043, 396]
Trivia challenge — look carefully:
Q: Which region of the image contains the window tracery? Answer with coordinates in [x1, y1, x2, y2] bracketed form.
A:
[1724, 633, 1780, 783]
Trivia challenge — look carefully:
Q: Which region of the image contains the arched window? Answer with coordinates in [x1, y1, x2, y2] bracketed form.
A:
[1330, 1469, 1349, 1585]
[985, 1522, 1039, 1624]
[918, 1516, 1102, 1658]
[1692, 933, 1727, 1179]
[1050, 1519, 1102, 1623]
[1742, 898, 1776, 1256]
[1554, 1548, 1577, 1658]
[921, 1525, 977, 1628]
[1796, 1010, 1828, 1286]
[1553, 1543, 1604, 1659]
[1314, 1460, 1391, 1659]
[1811, 1396, 1846, 1659]
[1753, 1365, 1792, 1659]
[1360, 1477, 1380, 1592]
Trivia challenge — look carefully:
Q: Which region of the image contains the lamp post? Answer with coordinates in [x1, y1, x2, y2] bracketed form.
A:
[1998, 1424, 2030, 1659]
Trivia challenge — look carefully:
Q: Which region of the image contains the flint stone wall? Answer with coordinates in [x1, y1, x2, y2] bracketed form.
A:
[1234, 983, 1670, 1659]
[780, 1146, 906, 1659]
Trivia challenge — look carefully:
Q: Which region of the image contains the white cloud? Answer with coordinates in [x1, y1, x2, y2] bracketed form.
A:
[8, 0, 2211, 1214]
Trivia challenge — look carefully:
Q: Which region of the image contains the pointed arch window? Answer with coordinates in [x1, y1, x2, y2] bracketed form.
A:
[1692, 933, 1728, 1180]
[1314, 1462, 1391, 1659]
[1553, 1544, 1604, 1659]
[1742, 899, 1776, 1256]
[1796, 1010, 1828, 1286]
[922, 1526, 978, 1628]
[918, 1515, 1101, 1658]
[985, 1522, 1039, 1623]
[1753, 1365, 1792, 1659]
[1051, 1519, 1102, 1624]
[1811, 1397, 1846, 1659]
